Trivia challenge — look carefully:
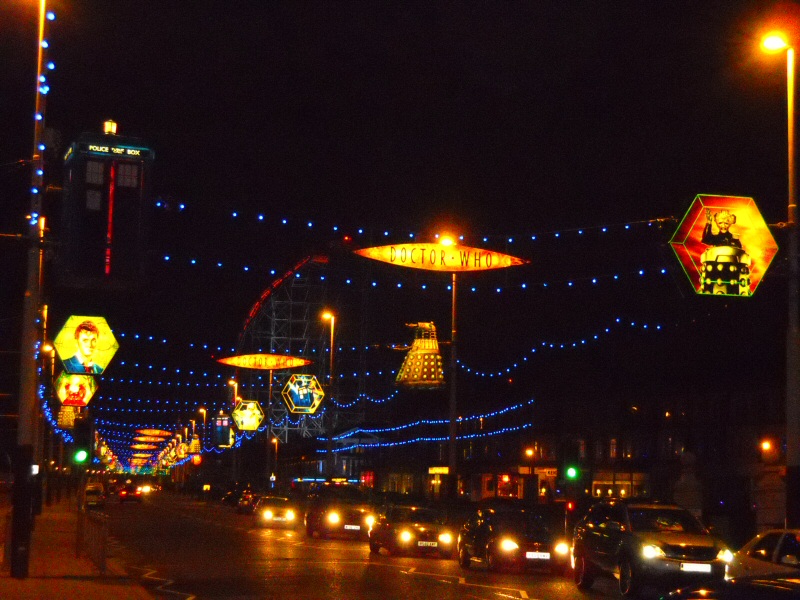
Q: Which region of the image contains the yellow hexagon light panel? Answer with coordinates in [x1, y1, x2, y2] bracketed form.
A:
[281, 374, 325, 414]
[232, 400, 264, 431]
[670, 194, 778, 296]
[54, 315, 119, 375]
[55, 372, 97, 407]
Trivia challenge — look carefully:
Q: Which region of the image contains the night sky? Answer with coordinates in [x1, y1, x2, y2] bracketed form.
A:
[1, 1, 799, 464]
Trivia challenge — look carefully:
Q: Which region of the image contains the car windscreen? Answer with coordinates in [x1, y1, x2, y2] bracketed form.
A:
[628, 508, 707, 534]
[494, 509, 560, 535]
[390, 507, 440, 523]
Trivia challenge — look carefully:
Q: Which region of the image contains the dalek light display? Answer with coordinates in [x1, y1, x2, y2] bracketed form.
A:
[396, 322, 445, 389]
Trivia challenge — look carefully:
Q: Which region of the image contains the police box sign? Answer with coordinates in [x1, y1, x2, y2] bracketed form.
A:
[355, 243, 529, 272]
[81, 143, 151, 158]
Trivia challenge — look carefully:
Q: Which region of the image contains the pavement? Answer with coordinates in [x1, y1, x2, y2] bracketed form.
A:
[0, 494, 154, 600]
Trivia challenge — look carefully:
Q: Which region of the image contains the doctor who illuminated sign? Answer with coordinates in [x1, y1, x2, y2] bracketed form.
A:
[669, 195, 778, 297]
[217, 354, 311, 370]
[354, 243, 529, 272]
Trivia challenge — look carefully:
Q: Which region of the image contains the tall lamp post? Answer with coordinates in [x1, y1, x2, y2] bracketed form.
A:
[762, 31, 798, 527]
[438, 235, 459, 499]
[322, 311, 336, 477]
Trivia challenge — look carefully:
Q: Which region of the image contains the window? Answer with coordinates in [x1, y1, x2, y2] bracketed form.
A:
[117, 163, 139, 188]
[86, 190, 103, 211]
[86, 161, 104, 185]
[777, 533, 800, 567]
[748, 532, 782, 562]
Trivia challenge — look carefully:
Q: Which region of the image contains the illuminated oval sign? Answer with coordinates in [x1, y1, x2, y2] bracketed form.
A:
[136, 429, 172, 437]
[354, 244, 529, 272]
[217, 354, 312, 370]
[130, 444, 158, 450]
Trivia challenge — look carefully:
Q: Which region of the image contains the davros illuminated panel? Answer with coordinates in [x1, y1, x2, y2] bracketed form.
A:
[354, 243, 528, 272]
[670, 195, 778, 296]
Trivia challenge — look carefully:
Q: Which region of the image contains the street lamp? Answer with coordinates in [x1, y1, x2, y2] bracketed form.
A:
[761, 31, 798, 528]
[321, 311, 335, 385]
[439, 234, 459, 499]
[321, 311, 336, 477]
[272, 437, 279, 478]
[228, 379, 239, 404]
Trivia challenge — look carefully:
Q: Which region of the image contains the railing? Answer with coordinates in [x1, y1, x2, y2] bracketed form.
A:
[76, 508, 108, 574]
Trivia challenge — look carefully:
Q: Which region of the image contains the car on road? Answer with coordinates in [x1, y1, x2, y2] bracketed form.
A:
[304, 482, 377, 539]
[571, 499, 733, 597]
[84, 482, 106, 508]
[255, 495, 300, 528]
[726, 529, 800, 578]
[457, 502, 571, 573]
[369, 504, 456, 558]
[665, 574, 800, 598]
[118, 483, 143, 503]
[235, 489, 262, 514]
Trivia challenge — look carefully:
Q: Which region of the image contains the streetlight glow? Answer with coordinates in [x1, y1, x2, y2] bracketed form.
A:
[763, 32, 789, 53]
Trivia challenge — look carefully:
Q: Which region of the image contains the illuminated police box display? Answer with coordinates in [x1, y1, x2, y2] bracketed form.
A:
[670, 194, 778, 297]
[354, 243, 529, 272]
[281, 374, 325, 414]
[232, 400, 264, 431]
[217, 354, 311, 370]
[54, 315, 119, 375]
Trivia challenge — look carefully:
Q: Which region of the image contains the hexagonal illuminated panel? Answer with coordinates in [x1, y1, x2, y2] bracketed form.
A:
[281, 374, 325, 414]
[54, 315, 119, 375]
[54, 372, 97, 407]
[670, 194, 778, 296]
[232, 400, 264, 431]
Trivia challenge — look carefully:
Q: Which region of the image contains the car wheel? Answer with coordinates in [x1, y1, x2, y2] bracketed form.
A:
[574, 554, 595, 590]
[618, 557, 639, 597]
[458, 545, 471, 569]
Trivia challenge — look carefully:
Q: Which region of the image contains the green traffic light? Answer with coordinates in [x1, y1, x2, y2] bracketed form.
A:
[566, 466, 579, 479]
[74, 449, 89, 463]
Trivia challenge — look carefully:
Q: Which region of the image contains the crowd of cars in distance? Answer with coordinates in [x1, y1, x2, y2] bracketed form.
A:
[571, 499, 733, 597]
[369, 504, 455, 558]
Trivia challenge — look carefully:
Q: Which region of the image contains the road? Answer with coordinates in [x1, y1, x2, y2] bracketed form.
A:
[101, 491, 651, 600]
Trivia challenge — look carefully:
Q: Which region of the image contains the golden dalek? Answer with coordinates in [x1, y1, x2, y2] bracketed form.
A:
[396, 322, 445, 388]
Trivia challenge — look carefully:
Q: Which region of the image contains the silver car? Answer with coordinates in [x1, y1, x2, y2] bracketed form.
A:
[727, 529, 800, 578]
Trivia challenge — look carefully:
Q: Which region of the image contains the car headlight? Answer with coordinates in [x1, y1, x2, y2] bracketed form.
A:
[263, 510, 274, 521]
[499, 538, 519, 552]
[399, 529, 413, 543]
[327, 511, 341, 524]
[365, 515, 376, 528]
[717, 548, 734, 563]
[642, 544, 666, 559]
[555, 541, 570, 556]
[286, 509, 295, 521]
[438, 532, 453, 545]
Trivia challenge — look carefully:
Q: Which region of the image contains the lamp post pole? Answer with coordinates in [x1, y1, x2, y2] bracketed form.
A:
[322, 312, 336, 478]
[448, 272, 458, 499]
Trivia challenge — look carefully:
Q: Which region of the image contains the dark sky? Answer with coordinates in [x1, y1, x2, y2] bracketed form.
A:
[1, 1, 798, 463]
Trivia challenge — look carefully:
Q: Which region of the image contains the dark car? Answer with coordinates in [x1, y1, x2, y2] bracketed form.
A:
[255, 495, 300, 528]
[369, 504, 456, 558]
[457, 503, 572, 573]
[235, 490, 262, 514]
[118, 483, 142, 503]
[572, 499, 733, 597]
[665, 574, 800, 599]
[304, 483, 377, 539]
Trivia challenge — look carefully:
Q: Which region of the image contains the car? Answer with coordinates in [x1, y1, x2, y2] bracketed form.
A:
[457, 502, 571, 573]
[571, 499, 733, 597]
[236, 490, 262, 514]
[118, 483, 143, 503]
[84, 482, 106, 508]
[369, 504, 456, 558]
[255, 495, 300, 528]
[727, 529, 800, 578]
[304, 483, 377, 539]
[664, 574, 800, 598]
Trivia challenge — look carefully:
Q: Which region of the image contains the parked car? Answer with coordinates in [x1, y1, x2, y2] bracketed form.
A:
[369, 504, 456, 558]
[571, 499, 733, 597]
[304, 482, 377, 539]
[84, 482, 106, 508]
[727, 529, 800, 578]
[665, 574, 800, 599]
[255, 495, 300, 528]
[457, 502, 571, 573]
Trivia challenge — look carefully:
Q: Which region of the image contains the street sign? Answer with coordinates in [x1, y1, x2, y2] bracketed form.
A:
[231, 400, 264, 431]
[54, 315, 119, 375]
[281, 374, 325, 414]
[670, 194, 778, 296]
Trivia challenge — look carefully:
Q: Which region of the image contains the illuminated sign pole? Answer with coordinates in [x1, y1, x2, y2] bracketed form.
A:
[355, 239, 529, 498]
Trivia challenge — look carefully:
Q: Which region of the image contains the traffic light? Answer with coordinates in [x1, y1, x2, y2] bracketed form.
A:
[72, 416, 93, 465]
[565, 465, 580, 480]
